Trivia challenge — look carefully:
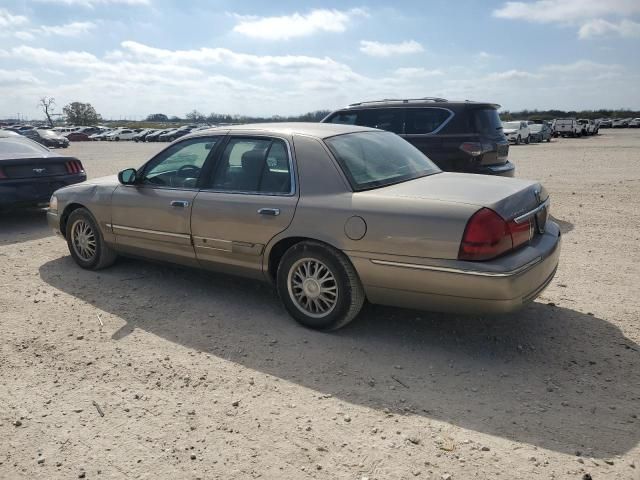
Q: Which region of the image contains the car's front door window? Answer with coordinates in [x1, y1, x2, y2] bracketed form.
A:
[142, 137, 219, 189]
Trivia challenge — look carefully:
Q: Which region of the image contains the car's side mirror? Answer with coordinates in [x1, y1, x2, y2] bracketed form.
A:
[118, 168, 138, 185]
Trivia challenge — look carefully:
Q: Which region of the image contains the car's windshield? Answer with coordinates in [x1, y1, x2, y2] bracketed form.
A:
[40, 130, 59, 137]
[529, 124, 542, 132]
[502, 121, 520, 129]
[324, 131, 440, 191]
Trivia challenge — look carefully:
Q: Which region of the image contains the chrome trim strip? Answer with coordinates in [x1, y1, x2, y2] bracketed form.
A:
[513, 198, 550, 224]
[370, 257, 542, 277]
[111, 224, 190, 239]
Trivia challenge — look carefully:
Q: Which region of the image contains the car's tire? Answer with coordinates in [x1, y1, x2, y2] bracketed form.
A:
[276, 241, 365, 331]
[516, 135, 521, 145]
[66, 208, 117, 270]
[525, 135, 530, 144]
[546, 137, 551, 142]
[114, 137, 120, 141]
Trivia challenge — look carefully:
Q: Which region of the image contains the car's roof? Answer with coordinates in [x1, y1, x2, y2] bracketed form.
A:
[188, 122, 377, 140]
[335, 98, 501, 110]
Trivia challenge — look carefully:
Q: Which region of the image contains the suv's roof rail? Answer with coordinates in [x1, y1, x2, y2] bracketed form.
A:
[347, 97, 449, 107]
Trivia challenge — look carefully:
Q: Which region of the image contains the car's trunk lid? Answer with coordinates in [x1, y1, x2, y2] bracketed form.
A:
[0, 156, 76, 179]
[363, 172, 547, 222]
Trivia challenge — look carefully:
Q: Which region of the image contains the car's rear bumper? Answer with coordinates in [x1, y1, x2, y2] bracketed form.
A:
[348, 221, 561, 315]
[474, 161, 515, 177]
[0, 174, 86, 209]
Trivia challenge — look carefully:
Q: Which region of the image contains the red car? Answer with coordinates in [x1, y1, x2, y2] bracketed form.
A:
[65, 132, 91, 142]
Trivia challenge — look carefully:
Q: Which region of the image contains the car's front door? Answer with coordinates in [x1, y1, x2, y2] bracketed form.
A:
[110, 136, 222, 265]
[190, 135, 299, 279]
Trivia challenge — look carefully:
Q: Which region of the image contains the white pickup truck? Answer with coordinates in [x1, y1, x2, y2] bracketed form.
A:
[577, 119, 598, 136]
[555, 118, 581, 137]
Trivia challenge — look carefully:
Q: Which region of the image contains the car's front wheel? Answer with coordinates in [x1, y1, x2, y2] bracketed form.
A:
[525, 135, 530, 144]
[516, 135, 521, 145]
[277, 241, 365, 331]
[66, 208, 117, 270]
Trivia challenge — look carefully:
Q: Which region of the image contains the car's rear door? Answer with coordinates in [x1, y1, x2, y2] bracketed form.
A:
[109, 136, 223, 265]
[190, 134, 299, 279]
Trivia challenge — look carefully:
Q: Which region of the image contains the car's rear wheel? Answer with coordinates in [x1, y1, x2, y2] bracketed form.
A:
[277, 241, 365, 331]
[66, 208, 117, 270]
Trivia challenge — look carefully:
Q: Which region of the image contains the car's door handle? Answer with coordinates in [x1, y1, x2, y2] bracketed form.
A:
[170, 200, 190, 208]
[258, 208, 280, 216]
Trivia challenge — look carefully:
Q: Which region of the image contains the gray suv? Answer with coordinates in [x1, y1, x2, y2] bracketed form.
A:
[322, 98, 515, 177]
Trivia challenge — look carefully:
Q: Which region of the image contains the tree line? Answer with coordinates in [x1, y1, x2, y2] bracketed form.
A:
[500, 109, 640, 121]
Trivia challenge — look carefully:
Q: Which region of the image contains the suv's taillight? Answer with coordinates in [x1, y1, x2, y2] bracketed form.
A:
[65, 160, 84, 174]
[459, 142, 492, 157]
[458, 208, 533, 261]
[0, 167, 7, 179]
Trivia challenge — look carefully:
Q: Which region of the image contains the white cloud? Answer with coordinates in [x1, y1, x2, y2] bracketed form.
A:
[393, 67, 443, 78]
[579, 18, 640, 38]
[0, 69, 42, 86]
[493, 0, 640, 38]
[0, 8, 28, 28]
[39, 21, 96, 36]
[475, 51, 501, 61]
[493, 0, 640, 23]
[232, 8, 366, 40]
[485, 70, 541, 81]
[359, 40, 424, 57]
[541, 59, 623, 73]
[35, 0, 149, 6]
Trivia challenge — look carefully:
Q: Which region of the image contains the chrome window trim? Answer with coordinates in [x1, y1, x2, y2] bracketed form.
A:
[109, 224, 190, 239]
[513, 198, 550, 224]
[199, 134, 297, 197]
[370, 257, 542, 277]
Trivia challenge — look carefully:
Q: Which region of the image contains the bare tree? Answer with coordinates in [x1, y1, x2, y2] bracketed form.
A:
[38, 96, 56, 127]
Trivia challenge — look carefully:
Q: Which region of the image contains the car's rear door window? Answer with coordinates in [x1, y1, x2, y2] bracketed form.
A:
[208, 137, 292, 194]
[405, 108, 451, 134]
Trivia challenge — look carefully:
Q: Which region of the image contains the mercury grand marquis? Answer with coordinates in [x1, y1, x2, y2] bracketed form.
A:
[47, 123, 560, 330]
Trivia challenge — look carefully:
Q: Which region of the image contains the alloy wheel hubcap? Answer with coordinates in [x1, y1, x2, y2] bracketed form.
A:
[288, 258, 338, 318]
[72, 219, 97, 261]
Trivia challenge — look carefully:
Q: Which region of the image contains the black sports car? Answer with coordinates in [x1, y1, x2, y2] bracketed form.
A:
[0, 137, 85, 210]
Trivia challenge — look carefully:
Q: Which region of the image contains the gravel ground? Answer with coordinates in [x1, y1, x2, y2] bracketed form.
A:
[1, 130, 638, 479]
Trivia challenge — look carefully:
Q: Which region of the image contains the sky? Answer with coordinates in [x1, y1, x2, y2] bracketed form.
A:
[1, 0, 639, 120]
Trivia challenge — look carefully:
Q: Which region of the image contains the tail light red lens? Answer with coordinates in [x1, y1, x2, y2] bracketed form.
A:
[65, 160, 84, 174]
[459, 208, 533, 261]
[0, 167, 6, 179]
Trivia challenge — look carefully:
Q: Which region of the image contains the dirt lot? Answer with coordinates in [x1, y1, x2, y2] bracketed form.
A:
[1, 130, 639, 480]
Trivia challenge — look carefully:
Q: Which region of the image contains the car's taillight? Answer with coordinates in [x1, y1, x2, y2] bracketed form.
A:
[65, 160, 84, 174]
[0, 167, 7, 179]
[458, 208, 533, 261]
[459, 142, 492, 157]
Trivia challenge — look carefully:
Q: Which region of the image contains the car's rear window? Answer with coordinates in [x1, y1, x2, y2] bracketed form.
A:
[471, 108, 503, 134]
[0, 138, 49, 155]
[324, 131, 440, 191]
